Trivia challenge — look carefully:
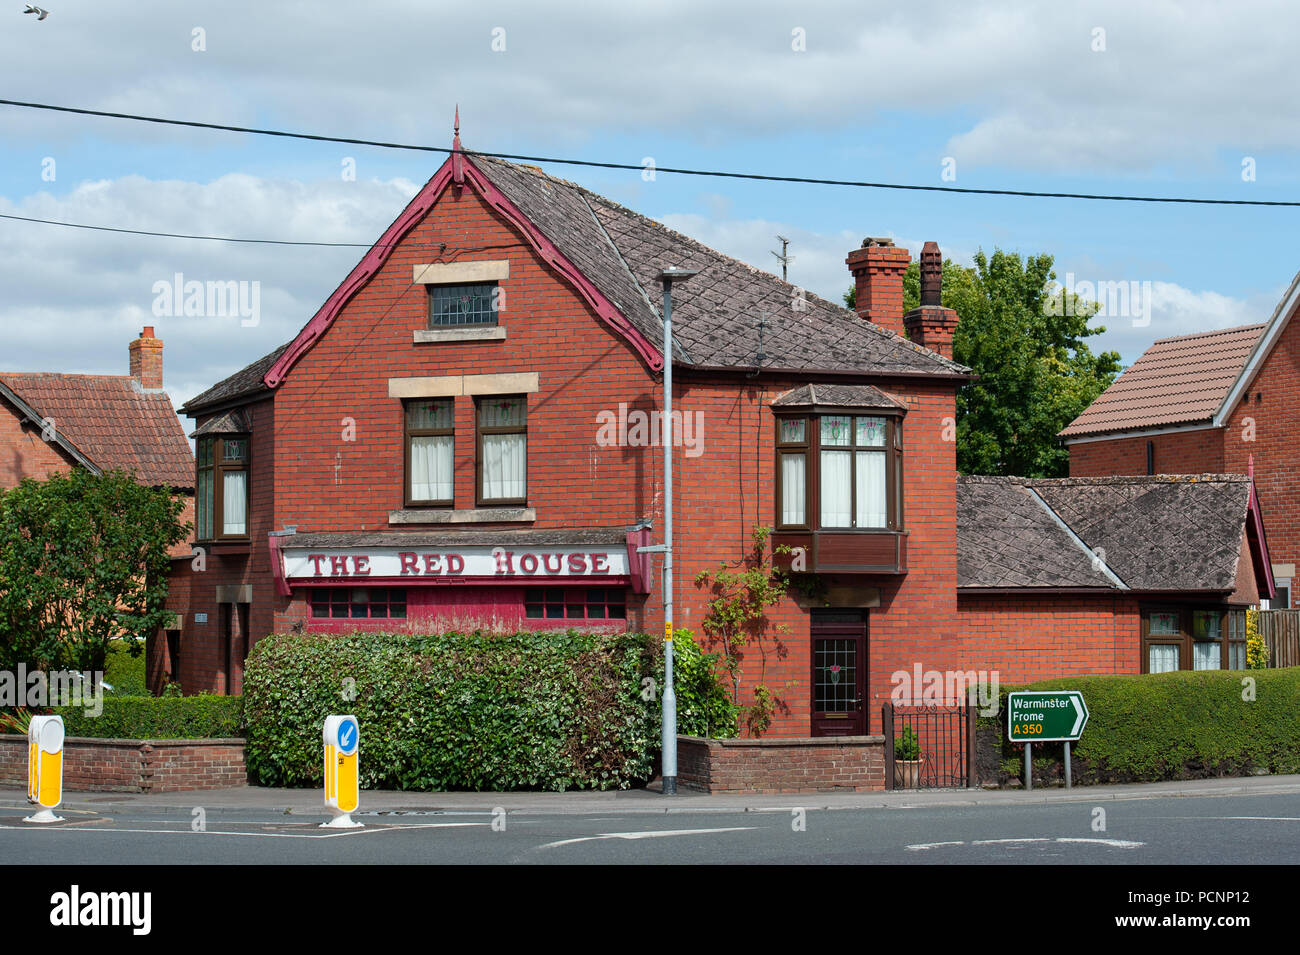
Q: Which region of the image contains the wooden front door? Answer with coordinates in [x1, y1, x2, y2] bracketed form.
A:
[811, 611, 868, 736]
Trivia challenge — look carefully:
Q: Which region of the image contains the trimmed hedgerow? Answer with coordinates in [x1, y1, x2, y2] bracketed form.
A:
[977, 668, 1300, 786]
[243, 630, 675, 792]
[53, 695, 244, 740]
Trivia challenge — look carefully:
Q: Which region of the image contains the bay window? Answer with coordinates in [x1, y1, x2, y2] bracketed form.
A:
[776, 412, 903, 532]
[196, 434, 249, 541]
[477, 395, 527, 505]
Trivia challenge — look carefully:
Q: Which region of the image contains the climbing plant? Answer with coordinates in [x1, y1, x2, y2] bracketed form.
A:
[693, 525, 793, 737]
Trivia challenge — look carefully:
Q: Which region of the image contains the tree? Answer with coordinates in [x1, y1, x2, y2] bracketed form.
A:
[0, 469, 189, 674]
[846, 248, 1121, 477]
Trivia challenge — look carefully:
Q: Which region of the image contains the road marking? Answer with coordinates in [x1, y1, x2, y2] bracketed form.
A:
[0, 821, 485, 840]
[907, 837, 1143, 851]
[905, 841, 965, 851]
[539, 826, 756, 850]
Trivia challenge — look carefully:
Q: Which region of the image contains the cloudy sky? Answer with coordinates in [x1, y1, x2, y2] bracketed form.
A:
[1, 1, 1297, 410]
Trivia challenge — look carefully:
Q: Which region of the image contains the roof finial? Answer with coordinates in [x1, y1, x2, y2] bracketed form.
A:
[451, 105, 465, 187]
[1248, 453, 1255, 480]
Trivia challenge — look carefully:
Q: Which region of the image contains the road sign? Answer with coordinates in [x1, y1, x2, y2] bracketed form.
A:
[322, 714, 362, 828]
[1007, 691, 1089, 743]
[25, 715, 65, 823]
[336, 716, 358, 756]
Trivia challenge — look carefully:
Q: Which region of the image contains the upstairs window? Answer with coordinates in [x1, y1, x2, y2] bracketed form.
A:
[196, 435, 249, 540]
[405, 399, 454, 506]
[430, 282, 497, 328]
[776, 413, 903, 532]
[477, 396, 527, 505]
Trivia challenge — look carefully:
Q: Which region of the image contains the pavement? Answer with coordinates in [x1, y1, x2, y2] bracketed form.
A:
[8, 771, 1300, 815]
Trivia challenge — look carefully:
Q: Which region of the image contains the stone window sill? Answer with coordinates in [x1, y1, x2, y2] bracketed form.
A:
[388, 507, 536, 525]
[413, 327, 506, 344]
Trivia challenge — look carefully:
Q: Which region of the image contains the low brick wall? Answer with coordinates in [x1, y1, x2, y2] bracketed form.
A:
[678, 734, 886, 793]
[0, 734, 247, 793]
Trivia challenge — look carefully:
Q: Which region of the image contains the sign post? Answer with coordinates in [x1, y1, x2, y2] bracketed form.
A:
[25, 715, 65, 823]
[1007, 691, 1089, 791]
[322, 714, 362, 829]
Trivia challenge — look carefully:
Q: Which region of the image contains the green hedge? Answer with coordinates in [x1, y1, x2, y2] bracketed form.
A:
[244, 630, 671, 791]
[671, 628, 740, 739]
[53, 695, 244, 740]
[104, 640, 148, 697]
[978, 668, 1300, 785]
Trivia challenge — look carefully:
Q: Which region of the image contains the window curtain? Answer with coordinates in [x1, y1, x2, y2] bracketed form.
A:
[820, 450, 851, 527]
[1148, 644, 1179, 674]
[410, 435, 453, 501]
[222, 471, 247, 535]
[483, 433, 526, 500]
[855, 451, 886, 528]
[1228, 643, 1247, 670]
[197, 470, 213, 540]
[1192, 642, 1220, 670]
[780, 453, 805, 525]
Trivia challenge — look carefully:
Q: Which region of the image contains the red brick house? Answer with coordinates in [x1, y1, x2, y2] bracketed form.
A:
[1063, 272, 1300, 608]
[0, 327, 194, 555]
[958, 474, 1270, 677]
[163, 132, 1276, 733]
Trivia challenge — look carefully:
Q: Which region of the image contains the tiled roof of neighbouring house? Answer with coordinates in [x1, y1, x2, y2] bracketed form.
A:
[183, 154, 969, 413]
[1059, 324, 1266, 438]
[958, 474, 1253, 592]
[0, 373, 194, 488]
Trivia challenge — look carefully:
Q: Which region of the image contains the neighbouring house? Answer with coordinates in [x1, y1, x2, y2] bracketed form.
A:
[163, 124, 1278, 738]
[958, 474, 1271, 677]
[0, 327, 196, 684]
[1062, 270, 1300, 608]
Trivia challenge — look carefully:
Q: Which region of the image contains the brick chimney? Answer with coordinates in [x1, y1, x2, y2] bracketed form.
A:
[846, 237, 911, 337]
[129, 326, 164, 390]
[903, 241, 958, 359]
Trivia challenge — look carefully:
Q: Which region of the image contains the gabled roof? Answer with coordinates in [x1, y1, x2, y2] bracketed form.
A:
[0, 373, 194, 488]
[958, 474, 1267, 593]
[1059, 324, 1265, 439]
[183, 150, 968, 414]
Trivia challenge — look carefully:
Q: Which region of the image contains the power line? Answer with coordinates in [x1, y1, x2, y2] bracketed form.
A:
[0, 212, 375, 247]
[3, 97, 1298, 208]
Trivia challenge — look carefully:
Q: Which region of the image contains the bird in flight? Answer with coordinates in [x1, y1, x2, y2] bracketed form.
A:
[23, 4, 50, 20]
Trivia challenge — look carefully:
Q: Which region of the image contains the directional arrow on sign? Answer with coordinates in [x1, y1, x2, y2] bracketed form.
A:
[1070, 695, 1087, 738]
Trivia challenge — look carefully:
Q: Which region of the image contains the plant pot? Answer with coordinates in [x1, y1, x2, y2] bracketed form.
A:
[894, 758, 922, 789]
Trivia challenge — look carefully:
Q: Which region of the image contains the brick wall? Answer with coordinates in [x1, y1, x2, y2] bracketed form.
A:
[1068, 426, 1224, 479]
[0, 735, 247, 793]
[677, 734, 885, 793]
[0, 396, 75, 487]
[956, 593, 1142, 681]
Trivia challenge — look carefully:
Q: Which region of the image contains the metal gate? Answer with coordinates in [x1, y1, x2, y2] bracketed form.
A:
[883, 703, 975, 790]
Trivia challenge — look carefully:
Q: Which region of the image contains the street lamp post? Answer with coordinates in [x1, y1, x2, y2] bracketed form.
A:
[655, 266, 696, 796]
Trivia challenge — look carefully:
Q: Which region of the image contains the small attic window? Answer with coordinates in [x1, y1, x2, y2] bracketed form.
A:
[429, 282, 498, 328]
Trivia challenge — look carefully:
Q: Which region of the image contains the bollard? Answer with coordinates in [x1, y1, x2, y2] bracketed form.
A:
[321, 714, 362, 829]
[25, 715, 65, 823]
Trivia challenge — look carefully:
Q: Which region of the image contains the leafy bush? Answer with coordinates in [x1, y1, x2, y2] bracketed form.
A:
[52, 695, 244, 740]
[670, 629, 739, 739]
[895, 725, 921, 760]
[104, 639, 148, 697]
[243, 630, 667, 791]
[978, 668, 1300, 785]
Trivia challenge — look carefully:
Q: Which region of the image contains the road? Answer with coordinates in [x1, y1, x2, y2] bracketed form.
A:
[4, 787, 1300, 864]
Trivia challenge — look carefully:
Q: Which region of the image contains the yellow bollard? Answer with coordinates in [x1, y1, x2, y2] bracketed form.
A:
[321, 715, 362, 829]
[25, 715, 65, 823]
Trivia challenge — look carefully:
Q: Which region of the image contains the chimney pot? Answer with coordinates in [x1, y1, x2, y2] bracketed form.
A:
[920, 241, 942, 306]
